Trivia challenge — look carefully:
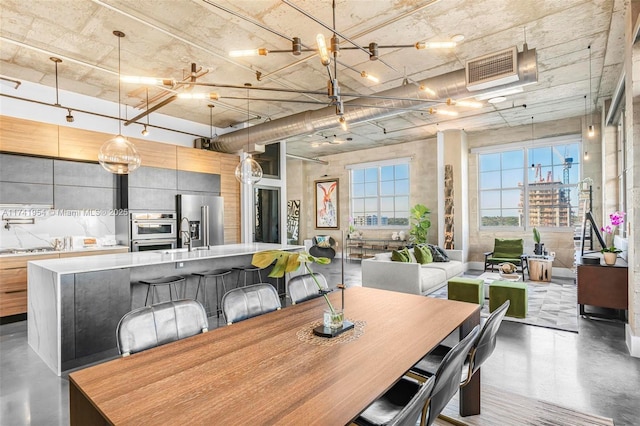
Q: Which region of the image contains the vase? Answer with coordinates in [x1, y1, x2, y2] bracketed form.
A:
[603, 252, 617, 266]
[324, 309, 344, 329]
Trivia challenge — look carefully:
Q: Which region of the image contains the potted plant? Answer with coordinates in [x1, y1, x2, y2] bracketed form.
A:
[251, 250, 342, 327]
[600, 211, 625, 265]
[532, 227, 544, 255]
[408, 204, 431, 245]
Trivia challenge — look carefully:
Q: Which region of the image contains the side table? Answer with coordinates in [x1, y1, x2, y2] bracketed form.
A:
[527, 255, 554, 282]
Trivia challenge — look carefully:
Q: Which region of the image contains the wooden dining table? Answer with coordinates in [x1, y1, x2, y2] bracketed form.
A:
[69, 286, 481, 425]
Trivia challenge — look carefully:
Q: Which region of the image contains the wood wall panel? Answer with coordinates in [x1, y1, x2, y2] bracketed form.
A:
[219, 152, 240, 194]
[0, 116, 58, 157]
[58, 127, 106, 162]
[224, 227, 240, 244]
[177, 147, 221, 174]
[222, 191, 240, 242]
[129, 138, 176, 169]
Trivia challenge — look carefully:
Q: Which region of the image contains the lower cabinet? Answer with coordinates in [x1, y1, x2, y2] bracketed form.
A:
[0, 254, 58, 317]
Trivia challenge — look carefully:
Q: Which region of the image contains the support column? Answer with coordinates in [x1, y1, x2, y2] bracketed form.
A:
[624, 1, 640, 357]
[437, 130, 469, 261]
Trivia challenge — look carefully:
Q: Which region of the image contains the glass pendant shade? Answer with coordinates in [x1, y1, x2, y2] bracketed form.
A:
[235, 156, 263, 184]
[98, 135, 141, 174]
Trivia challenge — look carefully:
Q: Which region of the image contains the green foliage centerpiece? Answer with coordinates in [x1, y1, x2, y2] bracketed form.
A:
[409, 204, 431, 244]
[252, 250, 353, 337]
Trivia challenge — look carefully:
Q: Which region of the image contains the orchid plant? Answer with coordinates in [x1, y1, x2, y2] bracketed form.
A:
[251, 250, 336, 314]
[600, 211, 625, 253]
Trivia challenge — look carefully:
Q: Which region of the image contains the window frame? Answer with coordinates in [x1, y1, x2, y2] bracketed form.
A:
[347, 157, 411, 229]
[474, 135, 582, 231]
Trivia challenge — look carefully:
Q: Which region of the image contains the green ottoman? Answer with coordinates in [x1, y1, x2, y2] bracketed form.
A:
[490, 280, 527, 318]
[447, 277, 484, 305]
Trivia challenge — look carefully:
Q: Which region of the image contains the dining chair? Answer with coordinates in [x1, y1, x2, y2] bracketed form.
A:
[353, 325, 480, 426]
[116, 299, 208, 357]
[411, 300, 510, 387]
[221, 283, 281, 325]
[288, 273, 329, 305]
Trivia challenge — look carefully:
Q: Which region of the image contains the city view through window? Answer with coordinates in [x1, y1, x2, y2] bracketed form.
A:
[479, 142, 582, 228]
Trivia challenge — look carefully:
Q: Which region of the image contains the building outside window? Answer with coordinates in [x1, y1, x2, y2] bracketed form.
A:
[349, 159, 410, 227]
[478, 137, 582, 228]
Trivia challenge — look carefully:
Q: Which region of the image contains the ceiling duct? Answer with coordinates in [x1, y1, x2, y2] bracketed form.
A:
[466, 47, 519, 91]
[211, 45, 537, 154]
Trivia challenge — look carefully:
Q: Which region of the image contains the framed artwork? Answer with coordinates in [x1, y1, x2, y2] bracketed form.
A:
[315, 178, 339, 229]
[287, 200, 300, 244]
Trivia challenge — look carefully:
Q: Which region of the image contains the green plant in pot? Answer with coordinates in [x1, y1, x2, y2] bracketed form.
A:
[532, 227, 544, 255]
[252, 250, 341, 326]
[409, 204, 431, 245]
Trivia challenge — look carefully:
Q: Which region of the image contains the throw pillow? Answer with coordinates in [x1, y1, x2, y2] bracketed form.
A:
[414, 244, 433, 264]
[391, 247, 412, 263]
[427, 244, 450, 262]
[315, 236, 331, 248]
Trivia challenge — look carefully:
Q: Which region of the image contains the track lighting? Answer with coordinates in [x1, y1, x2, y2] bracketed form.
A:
[177, 92, 219, 100]
[428, 108, 458, 117]
[339, 116, 348, 131]
[65, 109, 74, 122]
[415, 41, 456, 49]
[121, 76, 174, 85]
[419, 85, 436, 97]
[229, 48, 269, 57]
[141, 125, 149, 136]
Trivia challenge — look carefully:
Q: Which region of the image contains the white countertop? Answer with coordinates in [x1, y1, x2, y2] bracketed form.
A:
[28, 243, 304, 274]
[0, 245, 129, 258]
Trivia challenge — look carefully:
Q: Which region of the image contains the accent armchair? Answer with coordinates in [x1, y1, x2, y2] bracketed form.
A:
[309, 235, 336, 260]
[484, 238, 528, 275]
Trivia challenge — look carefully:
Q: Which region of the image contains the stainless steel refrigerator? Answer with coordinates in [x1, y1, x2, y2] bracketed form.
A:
[177, 194, 224, 248]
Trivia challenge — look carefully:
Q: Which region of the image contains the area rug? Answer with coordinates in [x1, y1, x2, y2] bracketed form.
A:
[434, 384, 614, 426]
[429, 276, 578, 333]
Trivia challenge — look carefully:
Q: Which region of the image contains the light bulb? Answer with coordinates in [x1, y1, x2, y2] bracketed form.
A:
[177, 92, 219, 100]
[121, 76, 172, 85]
[229, 48, 268, 57]
[419, 85, 436, 97]
[428, 108, 458, 117]
[141, 125, 149, 136]
[360, 71, 379, 83]
[317, 34, 331, 66]
[584, 151, 589, 160]
[416, 41, 456, 49]
[448, 99, 483, 108]
[587, 125, 595, 138]
[339, 116, 348, 131]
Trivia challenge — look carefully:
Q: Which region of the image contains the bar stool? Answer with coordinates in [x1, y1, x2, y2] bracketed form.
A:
[232, 265, 264, 289]
[140, 276, 186, 306]
[193, 269, 232, 317]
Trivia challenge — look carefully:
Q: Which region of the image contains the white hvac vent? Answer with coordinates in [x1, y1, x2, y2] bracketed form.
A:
[466, 47, 519, 91]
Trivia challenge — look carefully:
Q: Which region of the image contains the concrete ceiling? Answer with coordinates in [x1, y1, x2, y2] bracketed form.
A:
[0, 0, 625, 159]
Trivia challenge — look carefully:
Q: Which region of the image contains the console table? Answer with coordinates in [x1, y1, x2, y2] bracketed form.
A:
[577, 254, 628, 320]
[346, 238, 404, 262]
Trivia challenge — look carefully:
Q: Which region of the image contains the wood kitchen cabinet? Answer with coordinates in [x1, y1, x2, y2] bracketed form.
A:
[0, 116, 59, 157]
[0, 254, 58, 317]
[177, 146, 222, 174]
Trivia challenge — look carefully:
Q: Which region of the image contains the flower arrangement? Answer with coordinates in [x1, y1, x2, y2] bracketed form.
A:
[600, 211, 625, 253]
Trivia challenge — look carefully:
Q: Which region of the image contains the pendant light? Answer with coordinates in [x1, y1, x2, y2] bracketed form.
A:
[234, 83, 263, 185]
[141, 88, 150, 136]
[98, 30, 141, 174]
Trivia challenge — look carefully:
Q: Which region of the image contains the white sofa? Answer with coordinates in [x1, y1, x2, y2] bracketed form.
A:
[361, 248, 464, 296]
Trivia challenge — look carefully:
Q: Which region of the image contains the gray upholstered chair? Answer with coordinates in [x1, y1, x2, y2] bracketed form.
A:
[116, 299, 208, 357]
[221, 283, 281, 325]
[354, 325, 480, 426]
[288, 273, 329, 305]
[411, 300, 510, 387]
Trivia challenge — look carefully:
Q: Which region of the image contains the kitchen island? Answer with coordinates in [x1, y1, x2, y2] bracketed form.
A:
[28, 243, 304, 375]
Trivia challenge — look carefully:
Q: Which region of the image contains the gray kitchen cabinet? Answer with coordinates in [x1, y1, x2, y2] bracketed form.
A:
[126, 187, 177, 211]
[73, 269, 130, 358]
[0, 153, 54, 205]
[177, 170, 221, 194]
[127, 166, 177, 190]
[53, 160, 116, 210]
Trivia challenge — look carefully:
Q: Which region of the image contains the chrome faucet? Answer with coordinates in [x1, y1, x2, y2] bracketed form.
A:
[180, 217, 192, 252]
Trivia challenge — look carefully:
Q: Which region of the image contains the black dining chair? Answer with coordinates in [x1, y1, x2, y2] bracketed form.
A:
[221, 283, 281, 325]
[288, 273, 329, 305]
[116, 299, 208, 357]
[411, 300, 510, 387]
[353, 325, 480, 426]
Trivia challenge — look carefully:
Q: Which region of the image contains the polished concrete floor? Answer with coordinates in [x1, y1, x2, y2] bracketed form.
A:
[1, 261, 639, 425]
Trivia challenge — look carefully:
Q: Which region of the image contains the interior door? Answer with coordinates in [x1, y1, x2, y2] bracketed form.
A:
[254, 186, 280, 243]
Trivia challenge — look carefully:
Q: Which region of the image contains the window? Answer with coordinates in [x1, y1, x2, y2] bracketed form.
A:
[349, 159, 410, 227]
[478, 137, 582, 228]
